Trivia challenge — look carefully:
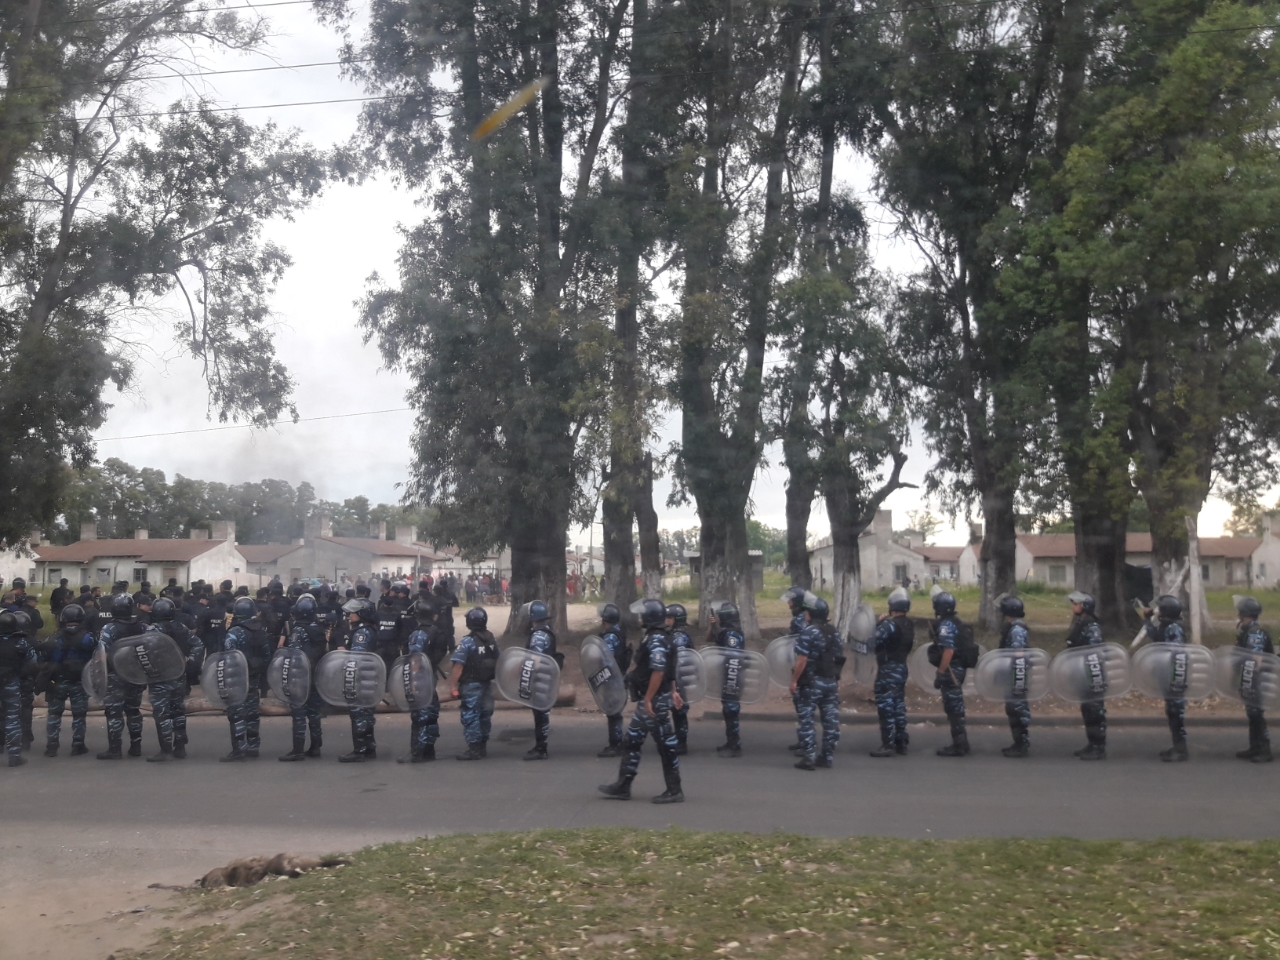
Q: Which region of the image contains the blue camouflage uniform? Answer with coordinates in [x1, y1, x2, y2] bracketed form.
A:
[669, 627, 693, 750]
[1065, 615, 1107, 749]
[933, 617, 967, 747]
[871, 615, 913, 751]
[452, 630, 499, 746]
[285, 619, 330, 754]
[145, 620, 203, 756]
[4, 595, 43, 748]
[223, 617, 272, 755]
[42, 625, 96, 754]
[1236, 618, 1274, 755]
[713, 626, 746, 749]
[99, 620, 147, 756]
[794, 621, 842, 765]
[527, 625, 557, 753]
[1000, 619, 1032, 747]
[616, 628, 681, 792]
[404, 625, 442, 757]
[0, 630, 37, 763]
[1145, 618, 1188, 747]
[345, 623, 378, 756]
[600, 623, 630, 748]
[787, 611, 807, 745]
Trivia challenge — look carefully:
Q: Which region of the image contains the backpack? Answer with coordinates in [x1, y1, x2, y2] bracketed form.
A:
[815, 623, 846, 680]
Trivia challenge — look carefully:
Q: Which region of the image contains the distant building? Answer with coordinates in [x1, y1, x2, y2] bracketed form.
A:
[33, 522, 248, 589]
[807, 511, 932, 590]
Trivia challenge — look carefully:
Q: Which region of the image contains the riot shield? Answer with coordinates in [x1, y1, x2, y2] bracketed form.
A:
[579, 635, 629, 716]
[1048, 644, 1132, 703]
[110, 633, 186, 686]
[200, 650, 250, 708]
[1213, 645, 1280, 710]
[701, 646, 769, 704]
[764, 635, 797, 688]
[315, 650, 388, 708]
[81, 641, 109, 702]
[675, 647, 706, 704]
[388, 652, 436, 711]
[849, 632, 879, 689]
[849, 603, 877, 643]
[973, 647, 1051, 703]
[1132, 643, 1214, 700]
[910, 642, 983, 696]
[267, 646, 313, 708]
[494, 647, 561, 712]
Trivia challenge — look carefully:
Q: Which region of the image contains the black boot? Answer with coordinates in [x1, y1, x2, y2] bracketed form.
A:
[715, 741, 742, 757]
[305, 739, 322, 758]
[937, 734, 969, 757]
[70, 743, 88, 756]
[1001, 739, 1029, 758]
[869, 743, 897, 758]
[9, 754, 26, 767]
[1078, 744, 1106, 760]
[280, 739, 307, 761]
[523, 745, 548, 761]
[1237, 744, 1258, 759]
[398, 743, 436, 763]
[1159, 740, 1189, 762]
[44, 743, 58, 758]
[127, 740, 142, 758]
[597, 779, 632, 800]
[339, 750, 368, 763]
[794, 757, 816, 771]
[477, 741, 487, 757]
[596, 744, 622, 758]
[97, 744, 123, 760]
[1252, 744, 1273, 763]
[815, 755, 833, 768]
[653, 767, 684, 804]
[219, 749, 246, 762]
[147, 745, 174, 762]
[456, 745, 484, 761]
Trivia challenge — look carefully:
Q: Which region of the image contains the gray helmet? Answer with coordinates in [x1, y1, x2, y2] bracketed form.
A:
[932, 591, 957, 617]
[887, 587, 912, 613]
[231, 597, 256, 621]
[665, 603, 688, 626]
[598, 602, 621, 625]
[59, 604, 87, 625]
[1235, 595, 1263, 619]
[805, 595, 830, 622]
[715, 602, 741, 629]
[782, 586, 806, 610]
[998, 595, 1025, 619]
[151, 598, 177, 621]
[342, 597, 377, 622]
[465, 607, 488, 631]
[1066, 591, 1096, 615]
[1155, 594, 1183, 620]
[639, 598, 667, 628]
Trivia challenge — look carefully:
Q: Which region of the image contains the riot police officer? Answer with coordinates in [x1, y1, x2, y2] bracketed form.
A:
[598, 598, 684, 803]
[374, 588, 410, 673]
[339, 597, 379, 762]
[0, 611, 37, 766]
[399, 601, 445, 763]
[451, 607, 499, 761]
[1233, 596, 1272, 763]
[997, 595, 1032, 757]
[524, 600, 559, 760]
[791, 595, 843, 770]
[665, 603, 692, 754]
[145, 597, 203, 761]
[596, 603, 631, 757]
[4, 578, 43, 750]
[278, 594, 330, 761]
[869, 587, 914, 757]
[42, 604, 96, 757]
[708, 601, 745, 757]
[97, 594, 147, 760]
[782, 587, 808, 753]
[220, 597, 272, 762]
[1142, 594, 1190, 762]
[930, 591, 972, 757]
[1064, 592, 1107, 760]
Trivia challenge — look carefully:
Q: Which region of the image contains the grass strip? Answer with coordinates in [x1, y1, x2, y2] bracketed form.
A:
[128, 829, 1280, 960]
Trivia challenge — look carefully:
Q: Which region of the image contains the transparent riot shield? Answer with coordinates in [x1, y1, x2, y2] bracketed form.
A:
[911, 642, 984, 696]
[494, 647, 561, 712]
[764, 635, 797, 688]
[1048, 644, 1132, 703]
[81, 641, 109, 703]
[110, 633, 186, 686]
[1213, 645, 1280, 710]
[315, 649, 388, 708]
[676, 647, 706, 704]
[701, 646, 769, 704]
[388, 652, 436, 711]
[200, 650, 250, 709]
[267, 646, 313, 708]
[1132, 643, 1214, 700]
[973, 647, 1052, 703]
[579, 635, 629, 716]
[849, 603, 877, 643]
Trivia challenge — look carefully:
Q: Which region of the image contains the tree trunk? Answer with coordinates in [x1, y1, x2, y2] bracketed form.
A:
[783, 457, 816, 590]
[601, 480, 637, 615]
[1073, 510, 1131, 634]
[978, 486, 1018, 631]
[825, 495, 869, 639]
[697, 500, 758, 639]
[635, 453, 662, 599]
[506, 505, 570, 638]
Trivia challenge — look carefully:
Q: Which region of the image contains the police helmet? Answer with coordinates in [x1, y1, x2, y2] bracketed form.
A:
[887, 587, 912, 613]
[998, 595, 1025, 619]
[1066, 591, 1096, 615]
[0, 612, 16, 635]
[528, 600, 550, 623]
[411, 599, 435, 624]
[639, 597, 667, 628]
[11, 577, 24, 590]
[293, 595, 317, 620]
[715, 602, 741, 629]
[805, 596, 830, 622]
[151, 598, 177, 621]
[1235, 595, 1263, 619]
[343, 597, 377, 622]
[59, 604, 87, 625]
[465, 607, 488, 631]
[1155, 594, 1183, 620]
[355, 584, 371, 598]
[782, 586, 806, 610]
[932, 591, 957, 617]
[598, 602, 621, 625]
[109, 593, 137, 622]
[10, 611, 32, 635]
[665, 602, 688, 626]
[231, 597, 256, 622]
[267, 581, 283, 596]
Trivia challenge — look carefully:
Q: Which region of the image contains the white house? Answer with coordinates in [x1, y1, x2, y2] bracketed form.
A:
[34, 522, 249, 589]
[808, 511, 937, 590]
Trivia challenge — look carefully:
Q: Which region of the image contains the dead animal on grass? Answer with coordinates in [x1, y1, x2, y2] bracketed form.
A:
[195, 853, 350, 889]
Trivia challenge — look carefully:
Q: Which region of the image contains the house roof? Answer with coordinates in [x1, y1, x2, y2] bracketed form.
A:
[1018, 533, 1261, 560]
[238, 543, 303, 564]
[320, 537, 448, 560]
[918, 546, 964, 562]
[35, 539, 230, 564]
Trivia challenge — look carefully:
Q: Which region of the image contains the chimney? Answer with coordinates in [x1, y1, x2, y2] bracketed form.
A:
[189, 528, 209, 540]
[394, 525, 417, 546]
[304, 515, 333, 540]
[969, 522, 984, 545]
[292, 537, 306, 546]
[210, 520, 236, 542]
[1264, 513, 1275, 539]
[875, 509, 893, 535]
[28, 530, 41, 547]
[80, 522, 97, 541]
[370, 521, 387, 540]
[134, 529, 149, 540]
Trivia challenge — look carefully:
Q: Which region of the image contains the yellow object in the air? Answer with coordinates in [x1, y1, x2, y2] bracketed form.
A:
[472, 77, 550, 140]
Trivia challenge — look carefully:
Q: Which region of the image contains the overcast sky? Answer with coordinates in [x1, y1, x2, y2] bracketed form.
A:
[89, 1, 1240, 546]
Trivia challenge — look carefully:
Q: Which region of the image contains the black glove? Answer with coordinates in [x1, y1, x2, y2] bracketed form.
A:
[934, 670, 955, 690]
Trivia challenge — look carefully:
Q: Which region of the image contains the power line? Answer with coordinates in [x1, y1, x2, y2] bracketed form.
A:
[56, 0, 357, 27]
[95, 406, 413, 442]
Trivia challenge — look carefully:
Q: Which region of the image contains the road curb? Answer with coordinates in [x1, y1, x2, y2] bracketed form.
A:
[706, 710, 1250, 728]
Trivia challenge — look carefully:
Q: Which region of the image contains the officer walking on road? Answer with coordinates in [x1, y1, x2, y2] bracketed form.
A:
[1064, 592, 1107, 760]
[0, 611, 37, 767]
[399, 601, 445, 764]
[220, 597, 272, 762]
[97, 594, 147, 760]
[452, 607, 499, 761]
[4, 578, 43, 751]
[278, 594, 330, 761]
[145, 597, 203, 761]
[869, 587, 914, 757]
[338, 597, 380, 763]
[791, 595, 843, 771]
[1143, 594, 1190, 762]
[598, 598, 684, 803]
[931, 591, 971, 757]
[523, 600, 558, 761]
[666, 603, 692, 755]
[596, 603, 631, 758]
[1232, 596, 1272, 763]
[783, 587, 808, 753]
[997, 595, 1033, 757]
[41, 604, 95, 757]
[708, 601, 745, 757]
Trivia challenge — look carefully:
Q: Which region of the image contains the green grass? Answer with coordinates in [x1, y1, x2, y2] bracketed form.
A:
[128, 828, 1280, 960]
